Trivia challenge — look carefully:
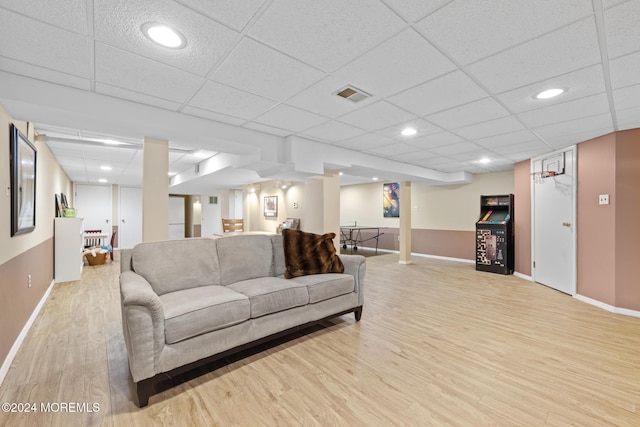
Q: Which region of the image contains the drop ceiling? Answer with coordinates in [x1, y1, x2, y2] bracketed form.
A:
[0, 0, 638, 192]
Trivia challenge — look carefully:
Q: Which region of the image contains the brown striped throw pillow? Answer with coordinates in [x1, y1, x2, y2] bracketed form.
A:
[282, 229, 344, 279]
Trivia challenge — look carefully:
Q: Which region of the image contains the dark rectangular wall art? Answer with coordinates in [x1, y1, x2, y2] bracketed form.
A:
[10, 124, 37, 236]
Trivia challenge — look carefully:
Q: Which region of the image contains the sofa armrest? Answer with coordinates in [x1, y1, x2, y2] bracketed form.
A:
[120, 249, 132, 273]
[339, 254, 366, 307]
[120, 270, 165, 382]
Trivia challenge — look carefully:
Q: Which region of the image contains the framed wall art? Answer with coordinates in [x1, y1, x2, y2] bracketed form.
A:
[383, 182, 399, 218]
[10, 123, 37, 236]
[264, 195, 278, 217]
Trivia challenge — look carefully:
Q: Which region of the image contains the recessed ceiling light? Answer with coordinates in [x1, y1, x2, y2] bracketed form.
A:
[479, 157, 491, 164]
[142, 23, 186, 49]
[100, 165, 112, 171]
[373, 177, 379, 181]
[98, 178, 108, 183]
[535, 88, 564, 100]
[401, 127, 417, 136]
[338, 171, 343, 176]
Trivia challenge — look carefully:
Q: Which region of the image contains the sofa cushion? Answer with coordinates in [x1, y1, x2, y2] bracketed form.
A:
[228, 277, 309, 318]
[132, 238, 220, 295]
[282, 229, 344, 279]
[217, 235, 274, 285]
[160, 285, 250, 344]
[271, 235, 287, 277]
[290, 273, 355, 304]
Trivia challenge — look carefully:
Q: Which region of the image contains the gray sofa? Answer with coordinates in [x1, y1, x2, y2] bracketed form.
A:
[119, 234, 366, 407]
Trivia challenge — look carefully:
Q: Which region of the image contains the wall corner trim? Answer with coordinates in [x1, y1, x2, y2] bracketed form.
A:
[0, 279, 56, 386]
[574, 294, 640, 319]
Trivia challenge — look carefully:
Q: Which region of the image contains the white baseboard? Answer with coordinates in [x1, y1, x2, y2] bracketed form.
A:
[513, 272, 532, 281]
[574, 294, 640, 318]
[0, 279, 56, 386]
[411, 252, 475, 265]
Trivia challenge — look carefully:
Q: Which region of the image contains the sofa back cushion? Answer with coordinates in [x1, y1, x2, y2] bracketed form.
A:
[131, 238, 221, 295]
[271, 234, 287, 277]
[217, 234, 275, 285]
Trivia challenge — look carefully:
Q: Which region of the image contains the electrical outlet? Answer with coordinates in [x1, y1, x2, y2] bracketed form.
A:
[28, 274, 32, 288]
[599, 194, 609, 205]
[293, 201, 298, 209]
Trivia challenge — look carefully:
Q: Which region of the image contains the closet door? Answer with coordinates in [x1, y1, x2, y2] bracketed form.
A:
[119, 186, 143, 249]
[75, 184, 112, 234]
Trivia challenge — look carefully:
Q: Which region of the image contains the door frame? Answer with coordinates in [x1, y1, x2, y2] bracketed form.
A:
[530, 145, 577, 295]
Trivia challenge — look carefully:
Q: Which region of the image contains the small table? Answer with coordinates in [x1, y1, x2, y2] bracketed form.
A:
[339, 226, 385, 254]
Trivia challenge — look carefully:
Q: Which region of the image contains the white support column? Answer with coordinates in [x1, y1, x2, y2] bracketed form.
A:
[142, 137, 169, 242]
[399, 181, 412, 265]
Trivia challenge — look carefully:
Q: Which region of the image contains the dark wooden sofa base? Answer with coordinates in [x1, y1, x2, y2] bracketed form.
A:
[130, 306, 363, 407]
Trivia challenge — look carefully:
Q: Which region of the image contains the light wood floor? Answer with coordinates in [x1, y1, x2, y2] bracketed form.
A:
[2, 253, 640, 426]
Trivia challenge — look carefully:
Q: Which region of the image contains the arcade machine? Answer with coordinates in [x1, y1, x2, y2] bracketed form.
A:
[476, 194, 514, 274]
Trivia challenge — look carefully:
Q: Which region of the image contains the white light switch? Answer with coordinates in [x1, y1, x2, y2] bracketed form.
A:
[599, 194, 609, 205]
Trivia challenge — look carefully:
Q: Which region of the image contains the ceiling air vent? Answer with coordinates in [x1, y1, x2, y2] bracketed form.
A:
[335, 86, 371, 103]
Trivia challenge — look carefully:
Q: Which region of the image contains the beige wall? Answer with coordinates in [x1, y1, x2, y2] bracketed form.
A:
[0, 104, 72, 371]
[142, 138, 169, 242]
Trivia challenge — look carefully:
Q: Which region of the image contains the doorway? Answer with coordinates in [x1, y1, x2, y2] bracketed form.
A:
[532, 147, 577, 295]
[75, 184, 112, 236]
[119, 186, 143, 249]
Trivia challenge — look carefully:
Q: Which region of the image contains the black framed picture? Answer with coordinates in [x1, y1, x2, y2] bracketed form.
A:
[264, 195, 278, 217]
[10, 124, 37, 236]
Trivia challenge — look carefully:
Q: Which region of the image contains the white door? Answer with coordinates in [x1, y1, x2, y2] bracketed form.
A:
[75, 184, 112, 235]
[532, 147, 576, 295]
[169, 196, 185, 240]
[120, 186, 143, 249]
[201, 194, 222, 237]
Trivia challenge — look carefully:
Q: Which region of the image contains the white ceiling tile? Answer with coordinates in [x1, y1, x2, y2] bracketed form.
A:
[519, 93, 610, 128]
[616, 105, 640, 130]
[302, 121, 366, 142]
[406, 131, 465, 150]
[337, 101, 417, 131]
[474, 130, 543, 150]
[0, 57, 90, 90]
[82, 145, 138, 162]
[188, 81, 277, 120]
[427, 98, 509, 129]
[417, 0, 593, 65]
[173, 0, 265, 31]
[613, 83, 640, 111]
[95, 82, 182, 111]
[285, 76, 377, 118]
[382, 0, 450, 22]
[609, 51, 640, 89]
[334, 29, 456, 97]
[447, 150, 494, 162]
[604, 0, 640, 59]
[497, 65, 606, 113]
[454, 116, 526, 140]
[375, 119, 442, 140]
[544, 127, 613, 147]
[242, 122, 292, 137]
[430, 142, 480, 156]
[253, 104, 327, 133]
[392, 150, 440, 163]
[388, 70, 488, 117]
[506, 147, 554, 162]
[93, 0, 239, 77]
[181, 106, 248, 126]
[95, 43, 203, 103]
[533, 113, 614, 139]
[466, 18, 601, 93]
[366, 143, 419, 157]
[339, 133, 395, 151]
[212, 38, 326, 101]
[0, 0, 88, 34]
[248, 0, 407, 72]
[414, 156, 458, 168]
[0, 8, 90, 78]
[497, 140, 551, 155]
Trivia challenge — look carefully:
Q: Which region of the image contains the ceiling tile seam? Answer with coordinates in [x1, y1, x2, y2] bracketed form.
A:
[176, 0, 278, 112]
[169, 0, 260, 34]
[592, 0, 619, 131]
[94, 80, 197, 107]
[0, 56, 91, 83]
[0, 5, 89, 37]
[86, 0, 96, 92]
[401, 0, 456, 24]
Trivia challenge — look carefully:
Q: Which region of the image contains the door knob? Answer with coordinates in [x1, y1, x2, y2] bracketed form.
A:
[122, 219, 126, 223]
[562, 222, 571, 227]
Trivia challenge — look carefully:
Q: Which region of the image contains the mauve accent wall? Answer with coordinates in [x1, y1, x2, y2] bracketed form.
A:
[514, 161, 532, 276]
[0, 239, 54, 366]
[614, 129, 640, 311]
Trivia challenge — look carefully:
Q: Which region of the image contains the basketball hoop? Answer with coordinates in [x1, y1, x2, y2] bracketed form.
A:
[531, 170, 556, 184]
